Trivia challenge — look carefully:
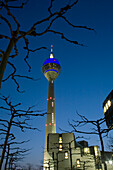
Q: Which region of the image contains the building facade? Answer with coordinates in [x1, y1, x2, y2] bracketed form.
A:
[47, 133, 96, 170]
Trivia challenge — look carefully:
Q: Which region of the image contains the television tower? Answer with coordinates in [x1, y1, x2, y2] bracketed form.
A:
[42, 45, 61, 169]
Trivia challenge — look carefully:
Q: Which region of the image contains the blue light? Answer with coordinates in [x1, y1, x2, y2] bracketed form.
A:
[43, 58, 60, 66]
[44, 69, 58, 74]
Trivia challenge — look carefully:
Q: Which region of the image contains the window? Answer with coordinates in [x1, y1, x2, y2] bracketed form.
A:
[103, 100, 111, 113]
[59, 137, 62, 143]
[52, 102, 54, 107]
[52, 113, 54, 123]
[84, 147, 90, 154]
[65, 152, 68, 159]
[59, 144, 62, 151]
[94, 146, 98, 156]
[76, 159, 80, 168]
[94, 146, 100, 157]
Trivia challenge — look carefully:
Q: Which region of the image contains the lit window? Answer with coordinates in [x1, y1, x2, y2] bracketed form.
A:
[52, 113, 54, 123]
[76, 159, 80, 168]
[65, 152, 68, 159]
[59, 137, 62, 143]
[94, 146, 100, 157]
[104, 100, 112, 113]
[52, 102, 54, 107]
[106, 103, 108, 110]
[59, 144, 62, 151]
[108, 100, 111, 107]
[84, 147, 90, 154]
[103, 106, 107, 113]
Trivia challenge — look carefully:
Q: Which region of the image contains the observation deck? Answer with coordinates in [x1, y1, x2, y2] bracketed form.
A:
[41, 46, 61, 81]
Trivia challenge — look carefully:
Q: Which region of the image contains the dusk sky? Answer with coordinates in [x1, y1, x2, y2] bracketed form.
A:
[1, 0, 113, 168]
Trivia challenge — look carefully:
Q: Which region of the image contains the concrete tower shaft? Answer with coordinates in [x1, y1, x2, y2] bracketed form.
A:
[46, 81, 56, 132]
[43, 81, 56, 170]
[42, 46, 61, 169]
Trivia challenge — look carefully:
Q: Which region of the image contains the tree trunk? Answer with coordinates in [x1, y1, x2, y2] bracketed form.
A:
[97, 121, 107, 170]
[4, 144, 10, 170]
[0, 114, 14, 169]
[69, 142, 72, 170]
[0, 38, 15, 88]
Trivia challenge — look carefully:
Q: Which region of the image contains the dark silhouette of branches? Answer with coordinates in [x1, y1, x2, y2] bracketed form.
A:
[2, 139, 30, 169]
[107, 135, 113, 151]
[0, 0, 95, 90]
[0, 95, 46, 169]
[68, 113, 113, 170]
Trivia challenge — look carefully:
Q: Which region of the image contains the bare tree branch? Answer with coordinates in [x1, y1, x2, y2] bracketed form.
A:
[0, 34, 10, 40]
[61, 16, 95, 32]
[0, 95, 46, 168]
[69, 113, 111, 170]
[48, 29, 84, 46]
[0, 14, 13, 34]
[48, 0, 55, 15]
[0, 0, 94, 91]
[5, 0, 29, 9]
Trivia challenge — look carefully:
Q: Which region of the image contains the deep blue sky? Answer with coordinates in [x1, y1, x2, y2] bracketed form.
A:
[1, 0, 113, 167]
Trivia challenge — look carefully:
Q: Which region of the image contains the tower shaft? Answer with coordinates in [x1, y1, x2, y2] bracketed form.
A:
[42, 46, 61, 170]
[44, 81, 56, 169]
[47, 81, 56, 133]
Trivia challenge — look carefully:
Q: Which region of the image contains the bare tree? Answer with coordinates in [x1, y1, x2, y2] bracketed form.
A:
[0, 0, 94, 90]
[0, 95, 46, 169]
[3, 140, 30, 169]
[68, 113, 113, 170]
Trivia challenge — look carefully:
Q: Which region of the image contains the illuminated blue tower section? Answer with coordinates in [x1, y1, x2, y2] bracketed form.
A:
[42, 45, 61, 169]
[42, 49, 61, 82]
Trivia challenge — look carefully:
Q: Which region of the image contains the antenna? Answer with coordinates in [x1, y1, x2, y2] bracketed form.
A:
[50, 45, 54, 58]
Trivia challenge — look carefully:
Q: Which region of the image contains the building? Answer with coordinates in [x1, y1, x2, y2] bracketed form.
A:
[101, 151, 113, 170]
[48, 133, 96, 170]
[41, 46, 112, 170]
[103, 90, 113, 129]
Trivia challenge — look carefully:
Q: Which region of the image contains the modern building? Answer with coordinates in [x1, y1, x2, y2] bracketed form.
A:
[47, 133, 96, 170]
[101, 151, 113, 170]
[42, 46, 112, 170]
[103, 90, 113, 129]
